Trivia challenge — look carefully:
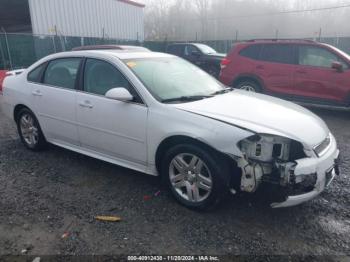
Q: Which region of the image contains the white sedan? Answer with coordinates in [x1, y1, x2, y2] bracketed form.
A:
[0, 49, 340, 209]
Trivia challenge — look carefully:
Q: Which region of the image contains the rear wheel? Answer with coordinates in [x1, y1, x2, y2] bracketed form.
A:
[16, 108, 47, 151]
[161, 144, 228, 210]
[236, 80, 261, 93]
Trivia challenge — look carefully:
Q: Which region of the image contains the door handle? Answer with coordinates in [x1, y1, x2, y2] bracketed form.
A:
[79, 100, 94, 108]
[256, 65, 264, 70]
[32, 90, 43, 97]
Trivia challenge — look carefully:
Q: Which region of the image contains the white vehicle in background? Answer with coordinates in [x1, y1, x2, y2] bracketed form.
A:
[0, 49, 340, 209]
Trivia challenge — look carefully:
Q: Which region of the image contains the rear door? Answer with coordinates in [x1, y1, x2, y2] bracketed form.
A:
[255, 44, 296, 95]
[29, 57, 82, 146]
[294, 45, 350, 104]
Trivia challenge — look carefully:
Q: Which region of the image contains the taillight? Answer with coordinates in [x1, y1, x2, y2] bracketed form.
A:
[0, 71, 9, 94]
[220, 58, 231, 69]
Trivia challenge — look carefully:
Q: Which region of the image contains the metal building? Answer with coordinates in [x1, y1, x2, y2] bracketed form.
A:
[28, 0, 145, 41]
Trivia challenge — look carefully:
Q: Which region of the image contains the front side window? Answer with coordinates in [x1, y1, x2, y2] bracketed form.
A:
[184, 45, 200, 56]
[44, 58, 81, 89]
[27, 63, 46, 83]
[84, 58, 130, 96]
[298, 46, 348, 68]
[124, 57, 225, 102]
[260, 44, 295, 64]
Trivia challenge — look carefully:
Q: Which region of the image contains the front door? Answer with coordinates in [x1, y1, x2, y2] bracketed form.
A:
[294, 45, 350, 104]
[76, 58, 148, 169]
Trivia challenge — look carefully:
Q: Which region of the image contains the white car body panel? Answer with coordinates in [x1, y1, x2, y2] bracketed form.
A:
[0, 50, 340, 208]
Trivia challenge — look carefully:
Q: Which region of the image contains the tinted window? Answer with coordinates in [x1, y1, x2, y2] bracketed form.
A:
[84, 59, 130, 96]
[260, 44, 294, 64]
[44, 58, 81, 89]
[298, 46, 348, 68]
[184, 45, 200, 56]
[167, 45, 184, 56]
[240, 45, 262, 60]
[27, 63, 46, 83]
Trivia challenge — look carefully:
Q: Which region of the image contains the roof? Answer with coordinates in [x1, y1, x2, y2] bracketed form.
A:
[50, 50, 173, 60]
[117, 0, 145, 8]
[244, 39, 318, 44]
[72, 45, 150, 52]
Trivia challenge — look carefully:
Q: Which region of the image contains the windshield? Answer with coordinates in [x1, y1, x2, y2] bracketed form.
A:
[124, 57, 225, 103]
[194, 44, 217, 54]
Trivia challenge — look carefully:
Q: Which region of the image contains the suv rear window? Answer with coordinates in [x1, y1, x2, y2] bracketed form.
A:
[260, 44, 295, 64]
[239, 45, 262, 60]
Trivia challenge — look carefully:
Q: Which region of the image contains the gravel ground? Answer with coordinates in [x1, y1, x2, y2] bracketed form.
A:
[0, 106, 349, 258]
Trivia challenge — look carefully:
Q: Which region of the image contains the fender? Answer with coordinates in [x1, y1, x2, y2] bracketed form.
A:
[232, 73, 267, 92]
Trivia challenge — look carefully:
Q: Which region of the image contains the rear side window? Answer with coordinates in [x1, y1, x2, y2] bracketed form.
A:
[167, 45, 184, 56]
[260, 44, 295, 64]
[27, 63, 46, 83]
[44, 58, 81, 89]
[239, 45, 262, 60]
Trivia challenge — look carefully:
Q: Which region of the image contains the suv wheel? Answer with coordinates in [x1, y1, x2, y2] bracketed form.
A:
[16, 108, 47, 151]
[236, 80, 261, 93]
[162, 144, 228, 210]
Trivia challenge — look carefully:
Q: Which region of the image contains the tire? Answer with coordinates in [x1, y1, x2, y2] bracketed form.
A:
[235, 80, 261, 93]
[161, 143, 229, 210]
[207, 65, 220, 79]
[16, 108, 47, 151]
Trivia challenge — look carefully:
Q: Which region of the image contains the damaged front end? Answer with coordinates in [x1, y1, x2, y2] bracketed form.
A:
[233, 133, 340, 208]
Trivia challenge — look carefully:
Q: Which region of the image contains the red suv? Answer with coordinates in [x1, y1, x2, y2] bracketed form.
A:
[220, 39, 350, 107]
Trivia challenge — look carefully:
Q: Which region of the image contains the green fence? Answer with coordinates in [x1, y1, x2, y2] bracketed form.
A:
[1, 33, 350, 70]
[0, 33, 140, 70]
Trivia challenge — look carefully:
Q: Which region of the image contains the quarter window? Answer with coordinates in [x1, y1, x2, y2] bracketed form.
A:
[240, 45, 262, 60]
[298, 46, 348, 68]
[260, 44, 295, 64]
[44, 58, 81, 89]
[27, 63, 46, 83]
[83, 59, 130, 96]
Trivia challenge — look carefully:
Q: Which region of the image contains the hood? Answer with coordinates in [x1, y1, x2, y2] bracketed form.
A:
[173, 90, 329, 147]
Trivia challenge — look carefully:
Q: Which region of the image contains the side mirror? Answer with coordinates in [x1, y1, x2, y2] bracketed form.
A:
[331, 61, 343, 72]
[105, 88, 133, 102]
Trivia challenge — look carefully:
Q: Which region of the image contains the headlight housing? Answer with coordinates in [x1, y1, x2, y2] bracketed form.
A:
[238, 134, 292, 162]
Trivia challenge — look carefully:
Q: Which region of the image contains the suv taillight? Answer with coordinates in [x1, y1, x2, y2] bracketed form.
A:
[220, 58, 231, 69]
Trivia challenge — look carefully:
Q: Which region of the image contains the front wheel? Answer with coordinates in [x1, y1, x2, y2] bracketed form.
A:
[236, 80, 261, 93]
[161, 144, 228, 210]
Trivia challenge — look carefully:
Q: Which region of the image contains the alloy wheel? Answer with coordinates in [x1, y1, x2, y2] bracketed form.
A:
[20, 113, 39, 147]
[239, 85, 257, 92]
[169, 153, 213, 203]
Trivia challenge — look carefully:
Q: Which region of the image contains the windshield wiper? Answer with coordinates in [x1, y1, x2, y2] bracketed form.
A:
[211, 87, 234, 96]
[162, 95, 213, 103]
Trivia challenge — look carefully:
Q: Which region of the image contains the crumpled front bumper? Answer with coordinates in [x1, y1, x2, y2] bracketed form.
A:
[271, 134, 340, 208]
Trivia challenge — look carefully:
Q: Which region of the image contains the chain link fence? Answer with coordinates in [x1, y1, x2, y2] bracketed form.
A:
[1, 32, 350, 70]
